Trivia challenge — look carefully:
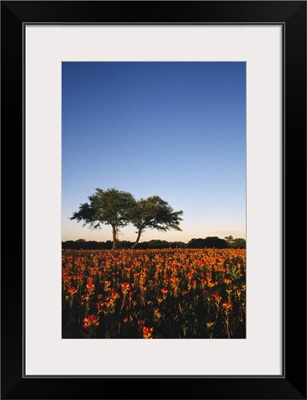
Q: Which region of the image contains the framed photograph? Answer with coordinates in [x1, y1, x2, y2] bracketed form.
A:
[1, 1, 306, 399]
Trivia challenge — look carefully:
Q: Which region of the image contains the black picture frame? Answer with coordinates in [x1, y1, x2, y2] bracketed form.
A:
[1, 1, 306, 399]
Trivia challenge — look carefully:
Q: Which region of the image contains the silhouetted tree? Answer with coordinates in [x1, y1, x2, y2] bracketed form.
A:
[224, 235, 235, 246]
[225, 236, 246, 248]
[232, 238, 246, 249]
[70, 188, 135, 250]
[187, 238, 207, 248]
[188, 237, 229, 249]
[202, 237, 228, 248]
[129, 196, 183, 249]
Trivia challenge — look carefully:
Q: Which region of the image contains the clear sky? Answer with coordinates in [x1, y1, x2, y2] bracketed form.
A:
[62, 62, 246, 243]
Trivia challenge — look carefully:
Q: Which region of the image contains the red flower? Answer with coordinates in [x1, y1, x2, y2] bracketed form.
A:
[121, 282, 131, 294]
[213, 293, 222, 302]
[83, 314, 99, 328]
[68, 287, 78, 295]
[222, 302, 233, 311]
[111, 291, 120, 300]
[143, 326, 153, 339]
[86, 283, 95, 292]
[154, 308, 162, 318]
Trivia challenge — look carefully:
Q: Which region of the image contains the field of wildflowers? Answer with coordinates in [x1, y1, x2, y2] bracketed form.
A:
[62, 248, 246, 338]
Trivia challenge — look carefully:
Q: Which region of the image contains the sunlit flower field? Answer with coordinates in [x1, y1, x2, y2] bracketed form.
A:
[62, 248, 246, 338]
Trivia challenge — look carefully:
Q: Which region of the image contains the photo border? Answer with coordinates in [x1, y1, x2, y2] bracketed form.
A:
[1, 1, 306, 399]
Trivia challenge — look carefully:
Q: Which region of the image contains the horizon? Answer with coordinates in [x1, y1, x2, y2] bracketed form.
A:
[62, 62, 246, 243]
[62, 233, 246, 244]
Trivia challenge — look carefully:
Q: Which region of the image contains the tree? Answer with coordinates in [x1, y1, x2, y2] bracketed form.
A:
[187, 237, 229, 249]
[232, 238, 246, 249]
[187, 238, 207, 248]
[129, 196, 183, 249]
[70, 188, 135, 250]
[202, 236, 228, 249]
[224, 236, 246, 249]
[224, 235, 234, 246]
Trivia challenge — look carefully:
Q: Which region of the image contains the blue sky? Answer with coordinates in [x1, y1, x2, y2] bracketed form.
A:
[62, 62, 246, 243]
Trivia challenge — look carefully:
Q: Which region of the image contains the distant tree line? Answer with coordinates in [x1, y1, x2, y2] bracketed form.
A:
[62, 236, 246, 250]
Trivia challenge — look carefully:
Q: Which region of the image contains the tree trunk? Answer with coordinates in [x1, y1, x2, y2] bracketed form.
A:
[111, 225, 117, 250]
[131, 230, 142, 249]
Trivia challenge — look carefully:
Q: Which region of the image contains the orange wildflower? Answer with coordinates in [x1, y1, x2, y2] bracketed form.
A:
[222, 302, 233, 311]
[143, 326, 153, 339]
[154, 308, 162, 319]
[213, 293, 222, 302]
[83, 314, 99, 328]
[111, 291, 120, 300]
[86, 282, 95, 292]
[121, 282, 131, 294]
[68, 287, 78, 295]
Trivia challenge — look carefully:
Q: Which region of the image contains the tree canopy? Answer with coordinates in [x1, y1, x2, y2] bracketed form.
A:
[129, 195, 183, 249]
[187, 237, 229, 249]
[224, 235, 246, 249]
[70, 189, 183, 250]
[70, 188, 135, 250]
